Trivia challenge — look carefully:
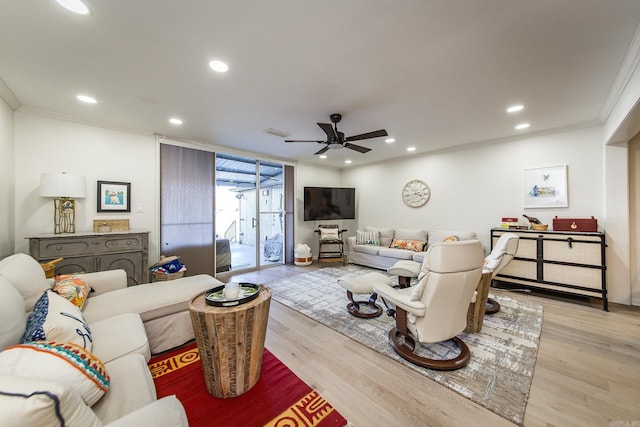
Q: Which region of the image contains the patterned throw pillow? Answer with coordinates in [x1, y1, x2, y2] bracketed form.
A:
[23, 290, 93, 351]
[0, 341, 109, 406]
[319, 228, 340, 241]
[356, 230, 379, 245]
[389, 239, 425, 252]
[53, 275, 91, 309]
[442, 235, 459, 242]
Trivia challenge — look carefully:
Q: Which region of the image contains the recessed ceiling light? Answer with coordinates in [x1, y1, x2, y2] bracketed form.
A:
[385, 138, 395, 143]
[345, 160, 352, 164]
[209, 60, 229, 73]
[515, 123, 530, 130]
[507, 104, 524, 113]
[76, 94, 96, 104]
[169, 118, 183, 125]
[56, 0, 91, 15]
[407, 146, 416, 152]
[319, 155, 327, 159]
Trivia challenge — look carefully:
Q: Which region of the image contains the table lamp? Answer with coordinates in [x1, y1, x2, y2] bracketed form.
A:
[39, 172, 86, 234]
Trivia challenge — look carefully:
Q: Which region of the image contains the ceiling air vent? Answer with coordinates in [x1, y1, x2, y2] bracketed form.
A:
[263, 128, 290, 138]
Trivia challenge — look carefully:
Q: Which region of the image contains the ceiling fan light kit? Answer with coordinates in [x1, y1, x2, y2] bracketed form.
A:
[285, 113, 388, 155]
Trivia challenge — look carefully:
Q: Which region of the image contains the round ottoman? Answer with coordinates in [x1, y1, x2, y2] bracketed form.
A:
[337, 272, 391, 318]
[387, 260, 421, 288]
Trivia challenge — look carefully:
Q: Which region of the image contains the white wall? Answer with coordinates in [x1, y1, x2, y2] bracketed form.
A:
[0, 97, 14, 258]
[343, 127, 603, 246]
[13, 112, 159, 258]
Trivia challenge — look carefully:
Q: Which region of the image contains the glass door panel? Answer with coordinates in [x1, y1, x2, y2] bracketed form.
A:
[258, 161, 284, 267]
[215, 154, 257, 272]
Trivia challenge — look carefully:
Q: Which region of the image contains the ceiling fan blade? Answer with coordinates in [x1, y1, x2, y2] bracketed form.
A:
[314, 146, 330, 155]
[317, 122, 338, 139]
[284, 139, 324, 143]
[344, 143, 371, 153]
[345, 129, 388, 142]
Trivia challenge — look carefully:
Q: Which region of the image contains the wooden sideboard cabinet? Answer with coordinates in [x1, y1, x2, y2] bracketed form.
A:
[490, 228, 607, 310]
[28, 231, 149, 286]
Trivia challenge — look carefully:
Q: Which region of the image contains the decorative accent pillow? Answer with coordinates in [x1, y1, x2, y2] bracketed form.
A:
[389, 239, 425, 252]
[23, 290, 93, 351]
[319, 227, 340, 241]
[442, 235, 459, 242]
[356, 230, 379, 246]
[0, 375, 103, 427]
[0, 341, 109, 406]
[53, 275, 91, 309]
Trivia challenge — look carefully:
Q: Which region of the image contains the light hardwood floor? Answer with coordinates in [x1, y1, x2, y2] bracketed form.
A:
[219, 264, 640, 427]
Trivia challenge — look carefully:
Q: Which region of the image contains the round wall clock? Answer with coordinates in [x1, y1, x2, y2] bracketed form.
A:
[402, 180, 431, 207]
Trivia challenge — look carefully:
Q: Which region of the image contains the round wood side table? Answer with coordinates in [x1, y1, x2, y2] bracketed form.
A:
[189, 286, 271, 398]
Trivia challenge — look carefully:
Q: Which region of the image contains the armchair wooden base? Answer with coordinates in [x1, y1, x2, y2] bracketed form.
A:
[345, 290, 383, 318]
[485, 297, 501, 314]
[389, 307, 471, 371]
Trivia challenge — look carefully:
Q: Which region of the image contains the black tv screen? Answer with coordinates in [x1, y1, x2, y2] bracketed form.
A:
[304, 187, 356, 221]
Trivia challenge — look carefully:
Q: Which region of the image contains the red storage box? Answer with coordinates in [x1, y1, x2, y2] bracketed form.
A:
[552, 216, 598, 232]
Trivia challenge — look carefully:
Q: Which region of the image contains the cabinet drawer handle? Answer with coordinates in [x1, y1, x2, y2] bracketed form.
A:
[56, 246, 61, 251]
[127, 241, 132, 245]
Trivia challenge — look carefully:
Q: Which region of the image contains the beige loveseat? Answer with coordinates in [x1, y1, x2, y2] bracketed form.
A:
[0, 253, 222, 426]
[346, 226, 478, 270]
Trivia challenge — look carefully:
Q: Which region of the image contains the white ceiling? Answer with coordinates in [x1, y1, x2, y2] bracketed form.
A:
[1, 1, 640, 168]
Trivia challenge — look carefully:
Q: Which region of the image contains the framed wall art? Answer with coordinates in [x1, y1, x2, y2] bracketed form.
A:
[524, 165, 568, 208]
[97, 181, 131, 212]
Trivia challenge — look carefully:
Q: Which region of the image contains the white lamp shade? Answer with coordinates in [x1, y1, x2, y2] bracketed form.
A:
[39, 173, 86, 198]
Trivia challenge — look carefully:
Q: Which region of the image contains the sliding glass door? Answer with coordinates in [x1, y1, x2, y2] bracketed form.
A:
[160, 142, 292, 276]
[215, 154, 288, 271]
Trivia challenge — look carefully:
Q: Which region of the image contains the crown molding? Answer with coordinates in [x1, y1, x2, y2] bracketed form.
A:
[0, 77, 22, 110]
[600, 21, 640, 123]
[17, 106, 155, 136]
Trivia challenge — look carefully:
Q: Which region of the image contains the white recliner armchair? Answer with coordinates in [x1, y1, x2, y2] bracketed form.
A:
[373, 240, 484, 370]
[484, 233, 520, 314]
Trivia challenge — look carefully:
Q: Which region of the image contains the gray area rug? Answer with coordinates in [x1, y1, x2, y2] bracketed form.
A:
[266, 265, 544, 425]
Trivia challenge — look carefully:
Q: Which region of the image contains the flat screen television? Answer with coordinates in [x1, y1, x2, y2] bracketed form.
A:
[304, 187, 356, 221]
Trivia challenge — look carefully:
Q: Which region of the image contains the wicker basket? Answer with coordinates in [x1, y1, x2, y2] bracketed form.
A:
[152, 270, 184, 281]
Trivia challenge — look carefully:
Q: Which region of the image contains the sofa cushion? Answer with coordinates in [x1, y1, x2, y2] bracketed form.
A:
[92, 354, 156, 425]
[356, 230, 379, 245]
[0, 374, 103, 427]
[23, 290, 93, 351]
[352, 244, 382, 255]
[395, 228, 428, 242]
[0, 276, 27, 351]
[90, 313, 151, 364]
[0, 341, 110, 406]
[82, 274, 220, 324]
[378, 248, 415, 260]
[389, 239, 425, 252]
[53, 275, 91, 309]
[105, 396, 187, 427]
[364, 226, 395, 247]
[0, 253, 50, 312]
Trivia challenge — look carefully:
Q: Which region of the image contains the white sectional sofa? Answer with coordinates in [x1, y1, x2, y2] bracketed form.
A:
[346, 226, 478, 270]
[0, 252, 223, 427]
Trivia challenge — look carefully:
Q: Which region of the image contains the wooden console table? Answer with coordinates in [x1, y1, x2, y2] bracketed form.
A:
[28, 230, 149, 285]
[189, 287, 271, 398]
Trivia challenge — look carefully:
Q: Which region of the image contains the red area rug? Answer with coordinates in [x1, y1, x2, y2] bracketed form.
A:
[149, 342, 348, 427]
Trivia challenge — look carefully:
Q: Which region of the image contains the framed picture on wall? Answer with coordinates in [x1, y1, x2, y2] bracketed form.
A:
[97, 181, 131, 212]
[524, 165, 568, 208]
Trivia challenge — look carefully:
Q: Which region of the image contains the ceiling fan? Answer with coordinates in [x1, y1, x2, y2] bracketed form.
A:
[285, 113, 388, 155]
